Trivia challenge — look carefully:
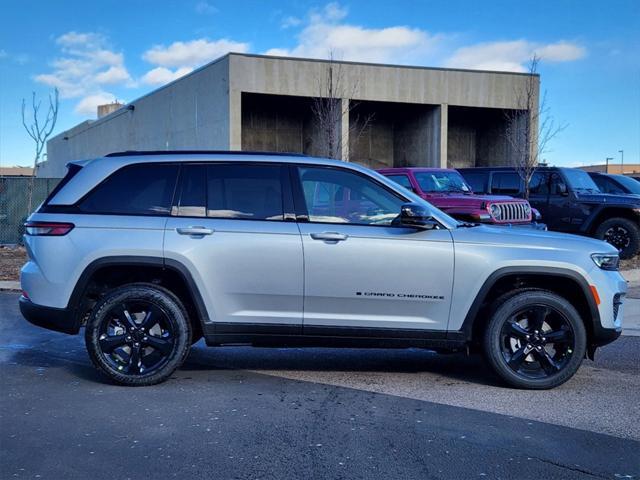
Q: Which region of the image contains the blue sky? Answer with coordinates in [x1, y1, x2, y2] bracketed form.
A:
[1, 0, 638, 169]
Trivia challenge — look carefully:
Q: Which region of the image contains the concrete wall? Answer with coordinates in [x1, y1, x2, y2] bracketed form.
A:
[447, 106, 513, 169]
[40, 57, 231, 177]
[349, 101, 441, 169]
[42, 53, 539, 177]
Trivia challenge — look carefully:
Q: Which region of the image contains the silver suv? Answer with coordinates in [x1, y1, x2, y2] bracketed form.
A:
[20, 151, 626, 389]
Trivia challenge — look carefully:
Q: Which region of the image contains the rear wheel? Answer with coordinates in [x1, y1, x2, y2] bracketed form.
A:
[483, 290, 586, 389]
[595, 217, 640, 259]
[85, 284, 191, 386]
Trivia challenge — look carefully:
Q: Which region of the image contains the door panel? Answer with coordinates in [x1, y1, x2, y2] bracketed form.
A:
[164, 162, 303, 329]
[293, 165, 454, 332]
[165, 218, 303, 326]
[299, 223, 454, 330]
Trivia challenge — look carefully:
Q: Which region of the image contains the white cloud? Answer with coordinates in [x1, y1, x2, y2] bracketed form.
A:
[143, 38, 249, 68]
[195, 1, 217, 14]
[281, 16, 302, 29]
[140, 38, 249, 86]
[445, 39, 586, 72]
[141, 66, 194, 85]
[265, 3, 442, 64]
[35, 31, 133, 116]
[74, 92, 117, 115]
[535, 41, 586, 62]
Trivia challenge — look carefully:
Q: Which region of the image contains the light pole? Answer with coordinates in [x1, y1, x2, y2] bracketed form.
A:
[606, 157, 613, 173]
[619, 149, 624, 173]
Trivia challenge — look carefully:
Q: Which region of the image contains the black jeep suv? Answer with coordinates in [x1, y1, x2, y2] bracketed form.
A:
[459, 166, 640, 258]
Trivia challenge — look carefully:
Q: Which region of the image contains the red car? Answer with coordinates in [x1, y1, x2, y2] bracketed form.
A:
[378, 167, 543, 227]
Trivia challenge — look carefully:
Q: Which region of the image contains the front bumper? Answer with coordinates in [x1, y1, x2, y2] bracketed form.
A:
[495, 221, 547, 230]
[19, 296, 80, 335]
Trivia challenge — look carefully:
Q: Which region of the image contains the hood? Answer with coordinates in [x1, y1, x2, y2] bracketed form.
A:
[452, 224, 618, 255]
[422, 192, 525, 208]
[575, 192, 640, 205]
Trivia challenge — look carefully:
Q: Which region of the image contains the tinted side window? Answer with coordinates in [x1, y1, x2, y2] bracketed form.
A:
[298, 166, 404, 226]
[462, 172, 487, 193]
[175, 164, 206, 217]
[206, 164, 284, 220]
[491, 173, 521, 194]
[593, 176, 624, 194]
[385, 174, 413, 190]
[80, 163, 178, 215]
[529, 172, 549, 195]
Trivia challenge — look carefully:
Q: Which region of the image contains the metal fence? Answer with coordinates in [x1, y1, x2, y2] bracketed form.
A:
[0, 177, 61, 244]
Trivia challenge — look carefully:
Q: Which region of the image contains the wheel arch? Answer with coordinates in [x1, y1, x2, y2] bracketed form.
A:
[458, 267, 600, 349]
[68, 256, 209, 336]
[585, 206, 639, 234]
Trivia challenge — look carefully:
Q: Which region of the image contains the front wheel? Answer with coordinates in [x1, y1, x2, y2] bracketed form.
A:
[595, 217, 640, 259]
[85, 284, 192, 386]
[483, 290, 586, 389]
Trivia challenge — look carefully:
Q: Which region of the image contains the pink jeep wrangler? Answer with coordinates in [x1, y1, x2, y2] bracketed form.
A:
[378, 167, 543, 227]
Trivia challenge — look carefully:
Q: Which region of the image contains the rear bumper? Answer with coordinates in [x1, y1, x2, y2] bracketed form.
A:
[19, 296, 80, 335]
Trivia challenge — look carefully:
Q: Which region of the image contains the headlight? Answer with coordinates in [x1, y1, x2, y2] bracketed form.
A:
[489, 204, 502, 220]
[523, 203, 532, 217]
[591, 253, 619, 271]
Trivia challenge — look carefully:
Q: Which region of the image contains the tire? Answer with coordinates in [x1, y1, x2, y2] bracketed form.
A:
[85, 283, 192, 386]
[483, 289, 586, 389]
[595, 217, 640, 259]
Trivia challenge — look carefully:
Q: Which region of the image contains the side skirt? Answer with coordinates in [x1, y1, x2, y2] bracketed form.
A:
[203, 323, 468, 351]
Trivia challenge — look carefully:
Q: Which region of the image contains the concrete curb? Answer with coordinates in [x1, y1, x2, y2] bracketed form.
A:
[621, 268, 640, 284]
[0, 281, 20, 292]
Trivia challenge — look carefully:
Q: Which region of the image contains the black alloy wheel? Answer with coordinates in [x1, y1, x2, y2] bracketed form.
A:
[85, 284, 191, 386]
[97, 301, 175, 375]
[500, 305, 575, 379]
[483, 289, 587, 389]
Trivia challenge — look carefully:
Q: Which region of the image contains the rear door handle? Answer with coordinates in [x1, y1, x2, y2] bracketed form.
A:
[176, 226, 214, 236]
[310, 232, 348, 242]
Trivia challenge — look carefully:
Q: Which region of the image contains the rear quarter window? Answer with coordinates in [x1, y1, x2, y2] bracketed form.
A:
[79, 163, 179, 215]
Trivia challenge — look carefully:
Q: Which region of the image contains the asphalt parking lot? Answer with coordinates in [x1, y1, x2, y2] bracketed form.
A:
[1, 291, 638, 479]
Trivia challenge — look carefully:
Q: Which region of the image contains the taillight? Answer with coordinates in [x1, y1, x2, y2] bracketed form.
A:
[24, 221, 75, 236]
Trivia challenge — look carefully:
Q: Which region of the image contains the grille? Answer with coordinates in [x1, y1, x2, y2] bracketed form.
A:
[494, 202, 531, 223]
[613, 294, 623, 321]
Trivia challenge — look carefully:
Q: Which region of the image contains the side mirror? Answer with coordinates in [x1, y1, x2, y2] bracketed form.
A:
[556, 183, 569, 196]
[398, 203, 440, 230]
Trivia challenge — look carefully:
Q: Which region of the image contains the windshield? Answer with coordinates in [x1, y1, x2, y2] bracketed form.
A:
[561, 169, 600, 193]
[612, 175, 640, 194]
[414, 171, 472, 193]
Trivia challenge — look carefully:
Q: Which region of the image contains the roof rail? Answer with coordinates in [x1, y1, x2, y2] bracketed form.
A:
[105, 150, 307, 158]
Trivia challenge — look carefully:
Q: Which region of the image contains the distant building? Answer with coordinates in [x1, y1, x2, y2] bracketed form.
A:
[0, 166, 33, 177]
[579, 164, 640, 176]
[40, 53, 539, 178]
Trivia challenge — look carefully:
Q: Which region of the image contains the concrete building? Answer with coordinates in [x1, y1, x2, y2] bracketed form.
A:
[580, 164, 640, 176]
[40, 53, 539, 178]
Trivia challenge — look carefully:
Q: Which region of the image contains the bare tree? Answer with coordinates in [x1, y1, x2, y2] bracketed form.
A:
[21, 88, 59, 212]
[505, 56, 566, 199]
[311, 53, 372, 160]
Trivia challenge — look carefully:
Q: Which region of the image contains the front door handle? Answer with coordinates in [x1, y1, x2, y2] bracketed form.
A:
[310, 232, 349, 242]
[176, 226, 214, 236]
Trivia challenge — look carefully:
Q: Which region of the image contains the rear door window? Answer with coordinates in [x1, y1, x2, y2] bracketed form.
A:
[206, 164, 284, 220]
[79, 163, 178, 215]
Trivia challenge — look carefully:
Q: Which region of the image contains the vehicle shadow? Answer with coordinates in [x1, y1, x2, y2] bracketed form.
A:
[183, 342, 501, 387]
[2, 335, 499, 387]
